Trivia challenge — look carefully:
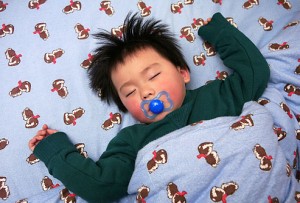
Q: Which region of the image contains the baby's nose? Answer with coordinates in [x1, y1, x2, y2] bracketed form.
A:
[141, 88, 155, 100]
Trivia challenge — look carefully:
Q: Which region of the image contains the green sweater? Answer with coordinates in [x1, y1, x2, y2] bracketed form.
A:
[34, 13, 270, 202]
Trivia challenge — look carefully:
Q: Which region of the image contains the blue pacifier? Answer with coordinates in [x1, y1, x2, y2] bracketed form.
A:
[141, 91, 174, 120]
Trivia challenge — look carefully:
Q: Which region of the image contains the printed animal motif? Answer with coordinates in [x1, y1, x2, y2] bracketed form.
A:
[74, 23, 90, 39]
[171, 2, 183, 14]
[253, 144, 272, 171]
[44, 48, 64, 64]
[137, 1, 152, 17]
[0, 24, 14, 38]
[26, 153, 39, 164]
[243, 0, 259, 9]
[16, 199, 28, 203]
[258, 17, 273, 31]
[216, 71, 228, 80]
[64, 107, 85, 126]
[273, 126, 286, 141]
[226, 17, 238, 28]
[193, 52, 206, 66]
[33, 23, 49, 40]
[101, 112, 122, 130]
[0, 176, 10, 200]
[99, 1, 114, 16]
[184, 0, 194, 5]
[41, 176, 59, 191]
[296, 129, 300, 140]
[62, 0, 81, 14]
[297, 114, 300, 125]
[75, 143, 88, 158]
[268, 196, 279, 203]
[136, 186, 150, 203]
[51, 79, 68, 99]
[212, 0, 222, 5]
[293, 149, 298, 169]
[284, 84, 300, 96]
[147, 149, 168, 173]
[0, 138, 8, 150]
[280, 102, 293, 119]
[9, 80, 31, 98]
[197, 142, 220, 168]
[60, 188, 76, 203]
[180, 26, 195, 43]
[210, 181, 239, 203]
[230, 114, 254, 130]
[295, 191, 300, 202]
[286, 163, 291, 177]
[191, 18, 204, 30]
[0, 1, 8, 12]
[5, 48, 22, 66]
[111, 25, 125, 39]
[277, 0, 291, 10]
[167, 182, 187, 203]
[28, 0, 46, 9]
[22, 107, 40, 128]
[269, 42, 289, 51]
[258, 98, 270, 106]
[203, 41, 216, 56]
[295, 64, 300, 75]
[80, 53, 94, 69]
[283, 20, 299, 29]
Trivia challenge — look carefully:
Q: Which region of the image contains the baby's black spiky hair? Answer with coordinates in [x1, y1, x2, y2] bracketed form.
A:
[88, 12, 189, 112]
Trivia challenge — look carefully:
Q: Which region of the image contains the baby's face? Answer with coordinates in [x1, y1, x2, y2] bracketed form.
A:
[111, 47, 190, 124]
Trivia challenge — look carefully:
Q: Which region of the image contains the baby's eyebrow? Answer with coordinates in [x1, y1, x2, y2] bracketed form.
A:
[140, 63, 159, 75]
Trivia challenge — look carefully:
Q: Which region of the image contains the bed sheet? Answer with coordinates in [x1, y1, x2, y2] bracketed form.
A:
[0, 0, 299, 202]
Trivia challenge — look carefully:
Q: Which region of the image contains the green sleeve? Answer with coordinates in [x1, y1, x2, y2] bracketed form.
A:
[33, 131, 135, 203]
[194, 12, 270, 119]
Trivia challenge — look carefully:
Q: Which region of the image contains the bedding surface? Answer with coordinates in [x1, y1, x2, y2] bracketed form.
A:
[0, 0, 299, 202]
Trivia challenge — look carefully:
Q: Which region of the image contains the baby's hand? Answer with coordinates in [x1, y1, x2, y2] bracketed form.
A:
[28, 124, 58, 151]
[203, 18, 212, 26]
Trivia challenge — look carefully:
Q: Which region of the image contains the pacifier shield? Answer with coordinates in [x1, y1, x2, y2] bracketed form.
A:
[149, 99, 164, 114]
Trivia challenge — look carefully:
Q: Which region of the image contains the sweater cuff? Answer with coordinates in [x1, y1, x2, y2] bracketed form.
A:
[198, 12, 233, 46]
[34, 132, 74, 166]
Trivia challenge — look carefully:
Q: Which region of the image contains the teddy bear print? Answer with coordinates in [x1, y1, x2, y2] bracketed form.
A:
[9, 80, 31, 98]
[51, 79, 68, 98]
[22, 107, 40, 128]
[269, 42, 289, 51]
[147, 149, 168, 173]
[193, 52, 206, 66]
[284, 84, 300, 96]
[0, 23, 14, 38]
[41, 176, 60, 191]
[253, 144, 273, 171]
[258, 98, 270, 106]
[64, 107, 85, 126]
[75, 143, 88, 158]
[5, 48, 22, 66]
[268, 196, 279, 203]
[273, 126, 287, 141]
[28, 0, 46, 10]
[0, 176, 10, 200]
[210, 181, 239, 203]
[171, 2, 183, 14]
[286, 162, 292, 177]
[197, 142, 220, 168]
[80, 53, 94, 69]
[137, 1, 152, 17]
[295, 191, 300, 202]
[0, 1, 8, 12]
[101, 112, 122, 130]
[99, 1, 114, 16]
[243, 0, 259, 10]
[111, 25, 125, 39]
[296, 129, 300, 140]
[33, 23, 49, 40]
[74, 23, 90, 39]
[16, 199, 28, 203]
[216, 71, 228, 80]
[26, 153, 39, 164]
[277, 0, 292, 10]
[203, 41, 216, 56]
[60, 188, 76, 203]
[180, 26, 195, 43]
[184, 0, 194, 5]
[283, 20, 299, 29]
[63, 0, 81, 14]
[295, 64, 300, 75]
[230, 114, 254, 131]
[258, 17, 273, 31]
[44, 48, 64, 64]
[136, 185, 150, 203]
[293, 149, 298, 169]
[0, 138, 8, 150]
[226, 17, 238, 28]
[280, 102, 293, 119]
[296, 114, 300, 125]
[191, 18, 204, 30]
[167, 182, 187, 203]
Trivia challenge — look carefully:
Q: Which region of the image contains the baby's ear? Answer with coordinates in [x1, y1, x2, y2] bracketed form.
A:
[178, 67, 191, 83]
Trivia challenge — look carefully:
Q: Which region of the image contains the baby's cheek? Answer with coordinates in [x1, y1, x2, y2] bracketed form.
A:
[126, 101, 144, 120]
